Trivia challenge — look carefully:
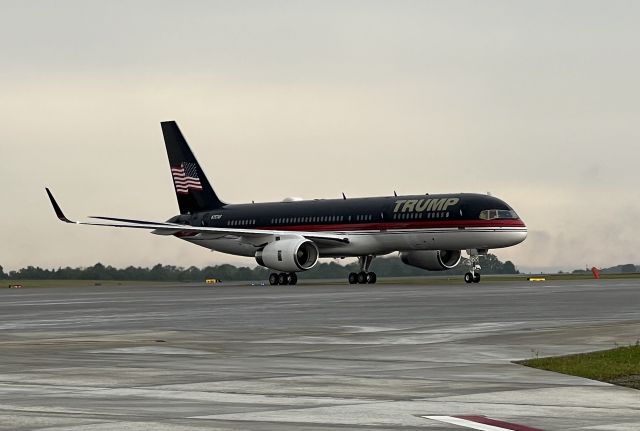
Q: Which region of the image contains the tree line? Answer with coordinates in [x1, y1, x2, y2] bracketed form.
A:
[0, 254, 519, 282]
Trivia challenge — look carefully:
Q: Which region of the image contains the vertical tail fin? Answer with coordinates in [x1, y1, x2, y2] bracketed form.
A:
[161, 121, 226, 214]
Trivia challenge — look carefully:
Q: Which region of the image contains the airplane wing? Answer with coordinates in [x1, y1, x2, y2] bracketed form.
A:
[46, 188, 350, 245]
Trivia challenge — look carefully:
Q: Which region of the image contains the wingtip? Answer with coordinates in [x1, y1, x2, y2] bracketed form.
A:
[45, 188, 74, 223]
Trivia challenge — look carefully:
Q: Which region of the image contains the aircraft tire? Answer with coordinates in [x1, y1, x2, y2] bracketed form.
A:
[269, 273, 279, 285]
[288, 273, 298, 285]
[464, 272, 473, 284]
[278, 273, 289, 285]
[473, 273, 481, 283]
[366, 272, 377, 284]
[348, 272, 358, 284]
[357, 271, 367, 284]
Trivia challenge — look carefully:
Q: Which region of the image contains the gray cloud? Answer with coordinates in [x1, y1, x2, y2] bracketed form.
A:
[1, 1, 639, 271]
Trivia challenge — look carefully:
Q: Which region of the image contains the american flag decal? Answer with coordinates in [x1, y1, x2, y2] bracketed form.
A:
[171, 162, 203, 194]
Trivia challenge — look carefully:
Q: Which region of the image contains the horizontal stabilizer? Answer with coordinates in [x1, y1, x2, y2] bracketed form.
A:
[89, 216, 178, 226]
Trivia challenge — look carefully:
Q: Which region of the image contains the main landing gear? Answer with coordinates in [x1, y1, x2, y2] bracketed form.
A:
[348, 255, 377, 284]
[464, 249, 482, 284]
[269, 272, 298, 286]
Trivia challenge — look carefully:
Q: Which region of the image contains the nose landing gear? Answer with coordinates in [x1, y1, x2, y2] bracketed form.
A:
[464, 249, 483, 284]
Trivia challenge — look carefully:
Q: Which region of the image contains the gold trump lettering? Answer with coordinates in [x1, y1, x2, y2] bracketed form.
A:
[393, 197, 459, 213]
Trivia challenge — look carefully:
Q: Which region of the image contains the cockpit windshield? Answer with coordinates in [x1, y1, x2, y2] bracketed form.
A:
[479, 209, 518, 220]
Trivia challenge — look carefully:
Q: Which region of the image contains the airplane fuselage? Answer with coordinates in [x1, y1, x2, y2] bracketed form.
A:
[167, 192, 527, 258]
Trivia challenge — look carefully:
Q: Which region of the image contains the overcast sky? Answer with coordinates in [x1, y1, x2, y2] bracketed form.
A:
[1, 1, 638, 273]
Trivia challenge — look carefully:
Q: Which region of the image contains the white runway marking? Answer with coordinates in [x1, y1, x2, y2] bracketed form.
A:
[423, 415, 541, 431]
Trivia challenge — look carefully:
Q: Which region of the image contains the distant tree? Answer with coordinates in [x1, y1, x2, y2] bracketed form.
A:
[619, 264, 637, 273]
[6, 253, 522, 281]
[0, 265, 5, 279]
[502, 260, 518, 274]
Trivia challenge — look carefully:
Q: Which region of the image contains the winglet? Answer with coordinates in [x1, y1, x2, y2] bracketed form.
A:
[45, 188, 75, 223]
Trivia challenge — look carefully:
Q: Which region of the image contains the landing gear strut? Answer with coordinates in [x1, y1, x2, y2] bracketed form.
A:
[269, 272, 298, 286]
[349, 255, 377, 284]
[464, 249, 482, 284]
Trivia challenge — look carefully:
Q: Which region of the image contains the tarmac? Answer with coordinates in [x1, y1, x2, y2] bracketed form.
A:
[1, 279, 640, 430]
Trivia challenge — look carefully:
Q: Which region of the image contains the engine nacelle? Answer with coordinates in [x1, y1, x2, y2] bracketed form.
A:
[255, 238, 319, 272]
[399, 250, 462, 271]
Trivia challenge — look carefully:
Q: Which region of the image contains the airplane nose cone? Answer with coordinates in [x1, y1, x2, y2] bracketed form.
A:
[516, 218, 527, 244]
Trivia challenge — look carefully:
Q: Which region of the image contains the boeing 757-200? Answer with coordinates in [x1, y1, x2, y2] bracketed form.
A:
[46, 121, 527, 285]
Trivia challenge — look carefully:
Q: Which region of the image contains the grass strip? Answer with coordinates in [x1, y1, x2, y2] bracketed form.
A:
[517, 344, 640, 389]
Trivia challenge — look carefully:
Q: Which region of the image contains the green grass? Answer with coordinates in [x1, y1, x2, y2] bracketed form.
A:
[3, 279, 172, 288]
[518, 344, 640, 389]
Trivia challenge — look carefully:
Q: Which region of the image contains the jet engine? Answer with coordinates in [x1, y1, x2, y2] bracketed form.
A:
[399, 250, 462, 271]
[255, 238, 319, 272]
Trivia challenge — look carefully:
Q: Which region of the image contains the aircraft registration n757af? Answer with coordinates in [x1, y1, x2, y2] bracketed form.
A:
[46, 121, 527, 285]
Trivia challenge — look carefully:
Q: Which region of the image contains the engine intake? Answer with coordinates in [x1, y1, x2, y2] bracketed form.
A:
[399, 250, 462, 271]
[255, 238, 319, 272]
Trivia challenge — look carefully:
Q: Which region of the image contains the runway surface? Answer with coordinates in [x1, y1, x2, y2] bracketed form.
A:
[1, 279, 640, 430]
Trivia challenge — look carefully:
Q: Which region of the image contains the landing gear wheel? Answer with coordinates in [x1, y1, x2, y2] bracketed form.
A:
[464, 272, 473, 284]
[288, 273, 298, 285]
[269, 273, 279, 285]
[366, 272, 377, 284]
[348, 272, 358, 284]
[278, 273, 289, 285]
[357, 271, 367, 284]
[465, 249, 483, 285]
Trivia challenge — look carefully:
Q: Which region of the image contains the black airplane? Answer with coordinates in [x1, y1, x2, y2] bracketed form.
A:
[47, 121, 527, 285]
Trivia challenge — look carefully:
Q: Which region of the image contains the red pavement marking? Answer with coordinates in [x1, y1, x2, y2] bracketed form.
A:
[456, 415, 545, 431]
